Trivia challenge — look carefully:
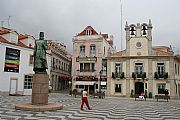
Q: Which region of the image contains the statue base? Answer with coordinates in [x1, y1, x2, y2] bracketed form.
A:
[15, 103, 63, 112]
[15, 73, 63, 111]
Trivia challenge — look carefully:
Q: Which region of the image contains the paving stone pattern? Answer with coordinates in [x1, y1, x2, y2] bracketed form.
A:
[0, 93, 180, 120]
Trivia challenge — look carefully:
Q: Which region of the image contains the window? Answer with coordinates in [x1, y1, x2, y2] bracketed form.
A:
[80, 45, 85, 56]
[157, 63, 165, 78]
[158, 84, 165, 94]
[86, 29, 92, 35]
[90, 44, 96, 56]
[115, 84, 121, 93]
[135, 63, 143, 78]
[84, 63, 90, 72]
[52, 58, 55, 69]
[59, 60, 61, 70]
[80, 63, 83, 72]
[115, 63, 122, 77]
[29, 55, 33, 65]
[80, 63, 95, 72]
[175, 64, 177, 75]
[79, 85, 84, 89]
[24, 75, 33, 89]
[61, 62, 64, 70]
[92, 63, 95, 71]
[104, 47, 105, 55]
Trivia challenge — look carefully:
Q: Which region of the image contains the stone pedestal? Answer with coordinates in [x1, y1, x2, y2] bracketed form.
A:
[32, 74, 49, 105]
[15, 73, 63, 112]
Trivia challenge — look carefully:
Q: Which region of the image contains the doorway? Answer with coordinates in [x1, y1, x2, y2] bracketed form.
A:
[9, 79, 17, 95]
[89, 85, 94, 95]
[135, 82, 144, 95]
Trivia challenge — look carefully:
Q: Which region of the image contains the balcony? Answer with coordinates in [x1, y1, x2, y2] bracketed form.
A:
[132, 72, 146, 80]
[76, 56, 97, 62]
[78, 69, 96, 76]
[112, 72, 125, 79]
[154, 72, 168, 79]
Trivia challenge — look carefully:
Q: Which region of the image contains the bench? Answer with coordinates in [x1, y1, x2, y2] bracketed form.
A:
[155, 95, 170, 102]
[134, 94, 146, 101]
[92, 92, 105, 99]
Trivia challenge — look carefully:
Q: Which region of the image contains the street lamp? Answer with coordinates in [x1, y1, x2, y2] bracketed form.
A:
[99, 70, 103, 93]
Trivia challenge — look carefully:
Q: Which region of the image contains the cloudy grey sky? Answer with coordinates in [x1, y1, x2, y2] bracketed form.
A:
[0, 0, 180, 54]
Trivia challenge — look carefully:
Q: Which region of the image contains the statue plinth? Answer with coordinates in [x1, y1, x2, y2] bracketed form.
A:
[32, 73, 49, 105]
[15, 73, 63, 112]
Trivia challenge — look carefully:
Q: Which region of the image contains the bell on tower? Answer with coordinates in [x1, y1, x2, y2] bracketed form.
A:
[141, 24, 148, 36]
[129, 25, 136, 37]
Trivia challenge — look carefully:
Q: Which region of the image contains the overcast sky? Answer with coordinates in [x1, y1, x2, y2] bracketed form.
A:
[0, 0, 180, 54]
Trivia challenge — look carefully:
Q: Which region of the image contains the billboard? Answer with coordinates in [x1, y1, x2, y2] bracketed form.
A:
[4, 47, 20, 73]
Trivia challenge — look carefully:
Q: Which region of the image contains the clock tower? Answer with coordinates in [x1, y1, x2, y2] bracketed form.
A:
[125, 20, 153, 56]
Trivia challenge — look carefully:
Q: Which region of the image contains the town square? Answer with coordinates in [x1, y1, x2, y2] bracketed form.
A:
[0, 0, 180, 119]
[1, 93, 180, 120]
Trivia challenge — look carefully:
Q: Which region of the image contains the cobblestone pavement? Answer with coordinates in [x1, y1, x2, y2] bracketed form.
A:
[1, 93, 180, 120]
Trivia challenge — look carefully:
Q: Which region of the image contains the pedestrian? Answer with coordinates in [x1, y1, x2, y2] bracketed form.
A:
[139, 91, 145, 100]
[80, 88, 91, 110]
[164, 89, 169, 96]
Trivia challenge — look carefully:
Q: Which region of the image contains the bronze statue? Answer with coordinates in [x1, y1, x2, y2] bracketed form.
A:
[33, 32, 48, 73]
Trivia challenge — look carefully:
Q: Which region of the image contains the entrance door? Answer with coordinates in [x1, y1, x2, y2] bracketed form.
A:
[10, 79, 17, 95]
[89, 85, 94, 95]
[135, 82, 144, 95]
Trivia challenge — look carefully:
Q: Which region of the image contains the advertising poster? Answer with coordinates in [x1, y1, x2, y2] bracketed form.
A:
[4, 47, 20, 73]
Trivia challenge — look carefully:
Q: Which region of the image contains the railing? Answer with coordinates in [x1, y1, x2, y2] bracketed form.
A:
[79, 70, 96, 76]
[154, 72, 168, 79]
[112, 72, 125, 79]
[132, 72, 146, 80]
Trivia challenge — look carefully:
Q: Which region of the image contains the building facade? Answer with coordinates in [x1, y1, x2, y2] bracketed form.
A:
[0, 27, 51, 95]
[0, 27, 71, 95]
[107, 20, 180, 99]
[47, 41, 71, 92]
[72, 26, 115, 94]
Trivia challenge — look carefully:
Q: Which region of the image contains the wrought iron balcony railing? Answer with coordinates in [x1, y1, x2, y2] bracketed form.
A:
[112, 72, 125, 79]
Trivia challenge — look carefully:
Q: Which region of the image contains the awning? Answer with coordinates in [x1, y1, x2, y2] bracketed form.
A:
[101, 81, 106, 85]
[75, 81, 95, 85]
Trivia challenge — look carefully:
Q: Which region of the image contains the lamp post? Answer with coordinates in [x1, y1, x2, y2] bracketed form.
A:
[99, 70, 103, 93]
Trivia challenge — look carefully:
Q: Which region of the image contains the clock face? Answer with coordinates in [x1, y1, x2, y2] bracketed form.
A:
[136, 42, 142, 48]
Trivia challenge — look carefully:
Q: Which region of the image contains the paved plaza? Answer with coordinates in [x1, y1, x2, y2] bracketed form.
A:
[1, 93, 180, 120]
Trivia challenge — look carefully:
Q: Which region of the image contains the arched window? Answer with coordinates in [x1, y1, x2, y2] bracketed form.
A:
[141, 23, 148, 36]
[129, 24, 136, 37]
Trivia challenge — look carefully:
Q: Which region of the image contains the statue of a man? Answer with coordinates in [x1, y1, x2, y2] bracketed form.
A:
[33, 32, 48, 73]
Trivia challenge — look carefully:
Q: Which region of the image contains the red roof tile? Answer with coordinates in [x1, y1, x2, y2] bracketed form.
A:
[111, 50, 126, 57]
[0, 36, 9, 42]
[18, 34, 29, 40]
[0, 36, 30, 48]
[102, 34, 108, 39]
[152, 46, 173, 56]
[77, 26, 98, 36]
[176, 56, 180, 59]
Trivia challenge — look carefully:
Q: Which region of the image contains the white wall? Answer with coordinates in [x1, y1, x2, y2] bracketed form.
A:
[0, 42, 52, 95]
[0, 42, 34, 95]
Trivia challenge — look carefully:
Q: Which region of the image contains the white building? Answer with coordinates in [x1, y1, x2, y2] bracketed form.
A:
[0, 27, 51, 95]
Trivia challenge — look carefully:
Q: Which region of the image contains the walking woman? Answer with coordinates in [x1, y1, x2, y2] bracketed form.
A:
[80, 88, 91, 110]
